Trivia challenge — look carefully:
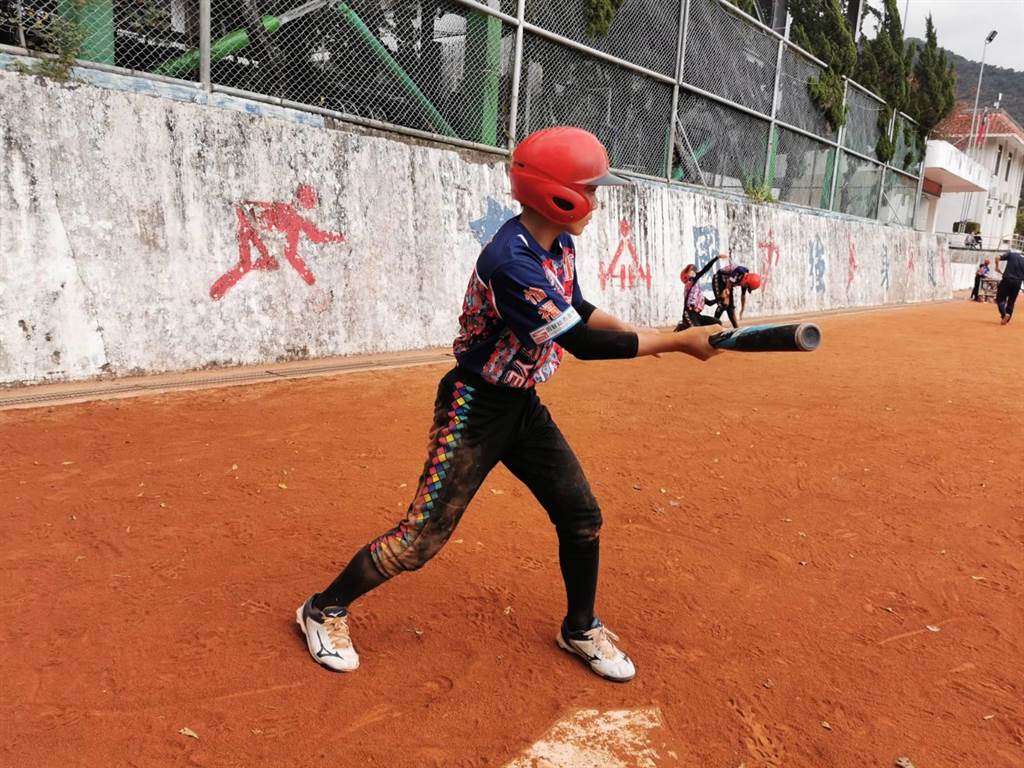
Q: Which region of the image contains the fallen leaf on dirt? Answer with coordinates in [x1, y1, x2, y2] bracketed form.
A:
[490, 488, 504, 495]
[970, 575, 985, 581]
[178, 727, 199, 739]
[668, 500, 680, 507]
[926, 625, 941, 632]
[982, 714, 995, 721]
[762, 679, 774, 689]
[231, 464, 238, 470]
[894, 758, 915, 768]
[278, 483, 288, 490]
[821, 721, 832, 731]
[633, 484, 642, 490]
[503, 606, 513, 615]
[62, 461, 74, 466]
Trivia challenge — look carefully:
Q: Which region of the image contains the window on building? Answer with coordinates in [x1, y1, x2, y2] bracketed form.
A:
[994, 144, 1003, 174]
[1007, 154, 1014, 182]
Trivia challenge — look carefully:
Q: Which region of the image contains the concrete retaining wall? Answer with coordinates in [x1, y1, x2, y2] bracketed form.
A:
[0, 66, 952, 386]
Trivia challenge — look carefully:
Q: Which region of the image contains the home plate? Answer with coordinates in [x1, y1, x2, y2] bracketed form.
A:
[504, 708, 674, 768]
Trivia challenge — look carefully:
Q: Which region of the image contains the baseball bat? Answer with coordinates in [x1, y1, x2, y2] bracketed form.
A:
[709, 322, 821, 352]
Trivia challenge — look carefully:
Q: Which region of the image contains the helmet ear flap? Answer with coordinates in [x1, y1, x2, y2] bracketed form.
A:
[549, 186, 591, 222]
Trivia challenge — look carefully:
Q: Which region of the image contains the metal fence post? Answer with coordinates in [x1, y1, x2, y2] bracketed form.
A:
[666, 0, 689, 180]
[827, 79, 848, 211]
[199, 0, 211, 90]
[506, 0, 526, 150]
[762, 35, 784, 188]
[876, 108, 896, 220]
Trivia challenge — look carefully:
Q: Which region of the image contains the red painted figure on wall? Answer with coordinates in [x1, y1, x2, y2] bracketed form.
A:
[758, 229, 781, 289]
[598, 219, 651, 290]
[210, 184, 345, 300]
[847, 235, 858, 288]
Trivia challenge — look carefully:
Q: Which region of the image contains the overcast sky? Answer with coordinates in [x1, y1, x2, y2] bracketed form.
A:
[871, 0, 1024, 71]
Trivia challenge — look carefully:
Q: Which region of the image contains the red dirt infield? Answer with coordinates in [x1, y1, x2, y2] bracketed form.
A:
[2, 300, 1021, 767]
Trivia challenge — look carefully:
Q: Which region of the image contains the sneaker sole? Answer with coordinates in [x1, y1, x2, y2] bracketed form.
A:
[295, 605, 359, 673]
[556, 633, 635, 683]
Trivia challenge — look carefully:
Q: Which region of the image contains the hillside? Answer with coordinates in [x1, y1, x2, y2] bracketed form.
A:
[909, 37, 1023, 127]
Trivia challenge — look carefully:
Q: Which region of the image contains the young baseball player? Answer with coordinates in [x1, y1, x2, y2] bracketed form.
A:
[712, 262, 761, 328]
[994, 249, 1023, 324]
[673, 256, 721, 331]
[296, 127, 721, 682]
[970, 259, 991, 302]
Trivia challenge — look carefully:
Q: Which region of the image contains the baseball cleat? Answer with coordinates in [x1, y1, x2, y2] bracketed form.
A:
[296, 594, 359, 672]
[557, 618, 636, 682]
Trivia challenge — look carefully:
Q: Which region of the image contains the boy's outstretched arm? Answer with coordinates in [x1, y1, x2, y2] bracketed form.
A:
[558, 323, 721, 361]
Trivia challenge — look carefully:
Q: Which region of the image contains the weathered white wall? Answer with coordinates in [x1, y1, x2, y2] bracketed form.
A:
[0, 66, 951, 386]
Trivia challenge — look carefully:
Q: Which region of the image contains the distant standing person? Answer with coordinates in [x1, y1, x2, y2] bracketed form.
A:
[970, 259, 991, 302]
[673, 256, 720, 331]
[712, 262, 761, 329]
[994, 249, 1024, 325]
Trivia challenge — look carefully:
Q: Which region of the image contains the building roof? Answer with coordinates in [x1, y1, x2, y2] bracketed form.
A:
[934, 103, 1024, 150]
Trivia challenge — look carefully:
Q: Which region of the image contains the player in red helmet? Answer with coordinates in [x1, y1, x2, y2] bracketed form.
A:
[296, 126, 721, 683]
[711, 259, 762, 328]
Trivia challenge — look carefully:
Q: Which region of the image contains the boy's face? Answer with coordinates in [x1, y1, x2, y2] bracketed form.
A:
[565, 186, 599, 236]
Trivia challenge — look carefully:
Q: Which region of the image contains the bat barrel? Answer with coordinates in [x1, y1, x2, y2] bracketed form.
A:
[794, 323, 821, 351]
[708, 322, 822, 352]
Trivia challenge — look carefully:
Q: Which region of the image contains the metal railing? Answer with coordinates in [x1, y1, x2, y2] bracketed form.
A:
[1, 0, 924, 226]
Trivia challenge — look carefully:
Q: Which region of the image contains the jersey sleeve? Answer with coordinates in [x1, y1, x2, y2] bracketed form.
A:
[488, 261, 582, 348]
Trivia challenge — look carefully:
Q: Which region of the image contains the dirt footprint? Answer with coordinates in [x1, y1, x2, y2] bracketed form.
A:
[730, 698, 786, 768]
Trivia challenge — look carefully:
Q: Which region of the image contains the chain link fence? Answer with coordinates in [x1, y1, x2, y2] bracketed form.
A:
[516, 30, 673, 176]
[1, 0, 923, 224]
[843, 84, 884, 160]
[776, 45, 834, 142]
[836, 150, 882, 219]
[770, 127, 835, 209]
[673, 90, 768, 191]
[524, 0, 679, 78]
[2, 0, 199, 75]
[681, 0, 775, 115]
[880, 169, 917, 227]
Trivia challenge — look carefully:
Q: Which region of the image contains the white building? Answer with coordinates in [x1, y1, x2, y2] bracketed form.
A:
[931, 105, 1024, 250]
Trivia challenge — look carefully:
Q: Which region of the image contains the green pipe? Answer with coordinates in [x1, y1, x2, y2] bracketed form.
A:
[820, 147, 836, 209]
[59, 0, 114, 65]
[154, 15, 282, 78]
[337, 2, 457, 138]
[465, 10, 501, 145]
[672, 138, 714, 181]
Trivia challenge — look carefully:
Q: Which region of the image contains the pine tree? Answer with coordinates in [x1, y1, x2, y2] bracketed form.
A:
[909, 15, 957, 153]
[856, 0, 914, 161]
[788, 0, 858, 130]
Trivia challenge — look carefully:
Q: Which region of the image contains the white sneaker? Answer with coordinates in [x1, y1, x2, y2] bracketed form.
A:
[296, 595, 359, 672]
[556, 618, 636, 682]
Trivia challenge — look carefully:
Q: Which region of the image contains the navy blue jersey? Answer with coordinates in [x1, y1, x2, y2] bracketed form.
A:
[999, 250, 1024, 282]
[453, 217, 585, 388]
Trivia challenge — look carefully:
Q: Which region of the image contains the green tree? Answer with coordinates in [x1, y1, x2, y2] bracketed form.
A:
[583, 0, 625, 37]
[856, 0, 914, 161]
[788, 0, 858, 130]
[908, 15, 957, 163]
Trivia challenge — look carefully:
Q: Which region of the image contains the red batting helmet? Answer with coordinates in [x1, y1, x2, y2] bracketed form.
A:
[741, 273, 762, 290]
[510, 127, 629, 225]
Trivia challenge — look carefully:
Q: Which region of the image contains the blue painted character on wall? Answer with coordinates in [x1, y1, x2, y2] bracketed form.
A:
[926, 250, 937, 287]
[470, 198, 518, 245]
[880, 245, 891, 290]
[692, 225, 720, 290]
[808, 236, 826, 295]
